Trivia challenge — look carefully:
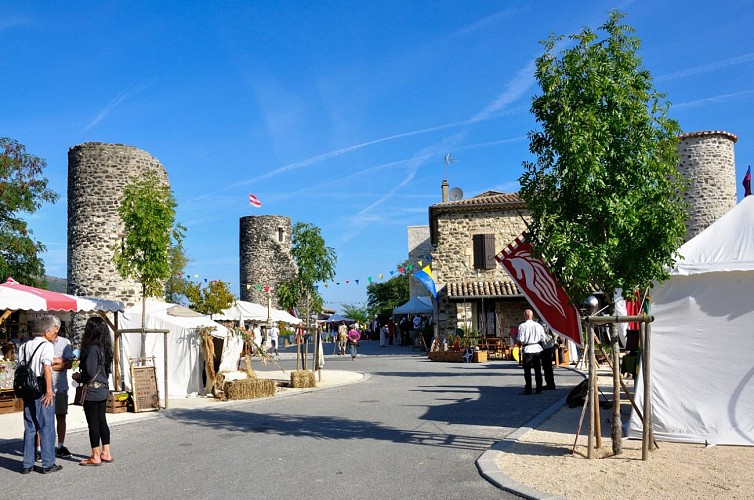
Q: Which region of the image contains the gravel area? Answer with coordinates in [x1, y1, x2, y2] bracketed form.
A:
[495, 377, 754, 499]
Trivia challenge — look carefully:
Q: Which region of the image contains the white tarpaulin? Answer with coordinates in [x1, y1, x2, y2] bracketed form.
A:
[392, 296, 432, 315]
[118, 299, 243, 400]
[628, 196, 754, 446]
[215, 300, 302, 325]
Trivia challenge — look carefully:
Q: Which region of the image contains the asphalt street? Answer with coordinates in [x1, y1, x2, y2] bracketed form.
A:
[0, 341, 582, 499]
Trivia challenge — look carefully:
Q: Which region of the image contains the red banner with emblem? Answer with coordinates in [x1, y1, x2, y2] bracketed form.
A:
[495, 233, 582, 345]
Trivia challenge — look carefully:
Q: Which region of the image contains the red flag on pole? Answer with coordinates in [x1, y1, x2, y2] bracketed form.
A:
[495, 232, 582, 345]
[249, 193, 262, 207]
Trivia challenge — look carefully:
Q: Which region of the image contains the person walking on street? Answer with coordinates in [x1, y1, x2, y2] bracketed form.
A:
[337, 322, 348, 356]
[347, 325, 361, 360]
[50, 317, 74, 459]
[269, 323, 279, 356]
[20, 315, 61, 474]
[517, 309, 545, 395]
[73, 316, 114, 466]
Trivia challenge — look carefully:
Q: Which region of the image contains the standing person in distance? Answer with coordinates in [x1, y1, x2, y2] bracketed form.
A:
[268, 322, 279, 356]
[337, 321, 348, 356]
[347, 325, 361, 360]
[19, 316, 61, 474]
[540, 324, 556, 390]
[516, 309, 545, 395]
[73, 316, 114, 466]
[50, 317, 74, 459]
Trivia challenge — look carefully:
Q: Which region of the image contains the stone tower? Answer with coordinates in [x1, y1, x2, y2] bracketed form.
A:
[677, 131, 738, 241]
[239, 215, 298, 309]
[68, 142, 170, 308]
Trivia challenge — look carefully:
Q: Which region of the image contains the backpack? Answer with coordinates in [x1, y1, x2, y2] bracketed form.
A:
[13, 341, 46, 400]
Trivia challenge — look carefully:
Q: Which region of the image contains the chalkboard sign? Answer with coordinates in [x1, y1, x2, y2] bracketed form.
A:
[130, 361, 160, 412]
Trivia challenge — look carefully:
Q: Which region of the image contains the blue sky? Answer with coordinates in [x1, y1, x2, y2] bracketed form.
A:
[2, 1, 753, 312]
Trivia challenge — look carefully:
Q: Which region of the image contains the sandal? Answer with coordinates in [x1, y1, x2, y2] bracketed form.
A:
[79, 457, 102, 466]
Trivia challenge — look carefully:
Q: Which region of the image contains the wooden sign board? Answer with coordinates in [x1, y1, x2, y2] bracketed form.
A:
[130, 363, 160, 412]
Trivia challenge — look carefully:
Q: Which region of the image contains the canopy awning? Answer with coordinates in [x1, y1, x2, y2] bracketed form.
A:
[0, 277, 124, 313]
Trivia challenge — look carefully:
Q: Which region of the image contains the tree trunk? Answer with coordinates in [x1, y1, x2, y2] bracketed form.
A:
[139, 283, 147, 359]
[611, 321, 622, 455]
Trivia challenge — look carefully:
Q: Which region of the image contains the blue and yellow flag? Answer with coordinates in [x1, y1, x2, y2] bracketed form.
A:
[414, 265, 437, 299]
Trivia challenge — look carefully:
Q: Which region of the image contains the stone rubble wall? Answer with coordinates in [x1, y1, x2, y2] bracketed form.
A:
[67, 142, 169, 341]
[239, 215, 298, 310]
[677, 131, 737, 241]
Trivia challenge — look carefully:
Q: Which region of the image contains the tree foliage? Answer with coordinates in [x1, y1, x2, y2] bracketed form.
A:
[0, 138, 59, 287]
[366, 262, 409, 315]
[165, 241, 191, 304]
[113, 170, 184, 302]
[277, 222, 337, 315]
[341, 303, 370, 324]
[519, 10, 688, 305]
[186, 279, 236, 317]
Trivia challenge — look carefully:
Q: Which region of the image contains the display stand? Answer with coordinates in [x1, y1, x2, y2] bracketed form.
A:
[129, 357, 160, 412]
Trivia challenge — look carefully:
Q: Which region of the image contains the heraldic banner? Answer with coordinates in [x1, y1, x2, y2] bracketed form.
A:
[495, 232, 582, 345]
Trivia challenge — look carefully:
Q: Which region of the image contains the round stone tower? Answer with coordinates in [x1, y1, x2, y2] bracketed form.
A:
[677, 130, 738, 241]
[68, 142, 170, 308]
[239, 215, 298, 309]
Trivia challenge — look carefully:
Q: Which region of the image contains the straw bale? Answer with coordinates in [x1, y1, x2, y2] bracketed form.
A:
[221, 377, 276, 400]
[290, 370, 316, 388]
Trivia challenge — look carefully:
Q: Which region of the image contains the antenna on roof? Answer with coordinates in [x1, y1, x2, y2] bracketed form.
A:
[443, 153, 458, 180]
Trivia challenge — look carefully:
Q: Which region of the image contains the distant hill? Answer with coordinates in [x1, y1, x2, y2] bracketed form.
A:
[45, 275, 67, 293]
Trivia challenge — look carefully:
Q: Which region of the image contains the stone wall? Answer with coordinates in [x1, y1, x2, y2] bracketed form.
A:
[68, 142, 169, 305]
[68, 142, 169, 341]
[432, 208, 529, 284]
[407, 225, 432, 298]
[239, 216, 298, 309]
[677, 131, 737, 241]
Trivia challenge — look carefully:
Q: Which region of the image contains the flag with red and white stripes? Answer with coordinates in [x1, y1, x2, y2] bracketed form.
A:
[249, 193, 262, 208]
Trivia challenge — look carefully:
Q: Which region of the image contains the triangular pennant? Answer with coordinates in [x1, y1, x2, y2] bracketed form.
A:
[355, 279, 359, 285]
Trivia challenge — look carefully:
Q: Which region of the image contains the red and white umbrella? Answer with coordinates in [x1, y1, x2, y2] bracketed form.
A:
[0, 278, 124, 313]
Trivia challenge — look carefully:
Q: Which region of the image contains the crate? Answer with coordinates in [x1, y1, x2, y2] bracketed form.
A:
[0, 390, 22, 415]
[106, 391, 131, 414]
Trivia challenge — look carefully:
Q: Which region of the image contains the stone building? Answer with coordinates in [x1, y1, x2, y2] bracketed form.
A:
[677, 130, 738, 241]
[428, 191, 530, 338]
[407, 225, 432, 299]
[239, 215, 298, 309]
[68, 142, 169, 307]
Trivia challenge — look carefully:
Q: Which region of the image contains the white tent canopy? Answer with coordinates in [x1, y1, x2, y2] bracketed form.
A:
[215, 300, 302, 325]
[118, 299, 243, 400]
[393, 296, 432, 315]
[629, 196, 754, 446]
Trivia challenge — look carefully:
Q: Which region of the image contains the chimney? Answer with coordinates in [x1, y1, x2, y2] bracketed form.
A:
[441, 179, 449, 202]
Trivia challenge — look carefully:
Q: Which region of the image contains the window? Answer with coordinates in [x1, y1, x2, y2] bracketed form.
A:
[277, 227, 284, 243]
[473, 233, 496, 270]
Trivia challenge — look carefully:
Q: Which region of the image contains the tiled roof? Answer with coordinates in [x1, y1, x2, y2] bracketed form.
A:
[431, 191, 524, 210]
[446, 279, 522, 298]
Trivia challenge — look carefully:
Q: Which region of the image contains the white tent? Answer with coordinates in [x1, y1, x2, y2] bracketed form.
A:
[628, 196, 754, 446]
[118, 299, 243, 400]
[393, 296, 432, 315]
[215, 300, 302, 325]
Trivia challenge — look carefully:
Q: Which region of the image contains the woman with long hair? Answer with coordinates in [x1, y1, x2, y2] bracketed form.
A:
[73, 316, 114, 466]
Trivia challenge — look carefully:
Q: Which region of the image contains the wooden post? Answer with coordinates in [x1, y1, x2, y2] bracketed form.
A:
[611, 321, 622, 455]
[113, 313, 120, 391]
[163, 331, 169, 409]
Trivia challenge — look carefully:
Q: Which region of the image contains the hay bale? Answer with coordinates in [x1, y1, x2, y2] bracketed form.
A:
[221, 378, 276, 400]
[290, 370, 316, 388]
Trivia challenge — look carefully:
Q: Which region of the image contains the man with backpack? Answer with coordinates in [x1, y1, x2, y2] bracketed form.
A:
[17, 316, 61, 474]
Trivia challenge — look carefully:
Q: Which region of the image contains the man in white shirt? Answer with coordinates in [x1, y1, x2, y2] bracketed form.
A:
[20, 315, 61, 474]
[517, 309, 545, 395]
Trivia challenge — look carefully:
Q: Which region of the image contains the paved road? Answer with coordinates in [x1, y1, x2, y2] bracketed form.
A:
[0, 341, 582, 499]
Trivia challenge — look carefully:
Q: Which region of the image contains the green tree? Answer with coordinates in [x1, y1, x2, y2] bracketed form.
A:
[341, 304, 369, 325]
[277, 222, 337, 316]
[366, 262, 409, 315]
[165, 241, 191, 304]
[0, 138, 59, 287]
[186, 279, 236, 317]
[520, 11, 688, 455]
[113, 171, 185, 331]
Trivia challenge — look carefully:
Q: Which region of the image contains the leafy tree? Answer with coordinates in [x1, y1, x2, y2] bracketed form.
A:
[277, 222, 337, 317]
[341, 304, 369, 325]
[165, 241, 191, 304]
[113, 171, 185, 331]
[0, 138, 59, 287]
[519, 11, 688, 455]
[366, 262, 409, 315]
[186, 279, 236, 317]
